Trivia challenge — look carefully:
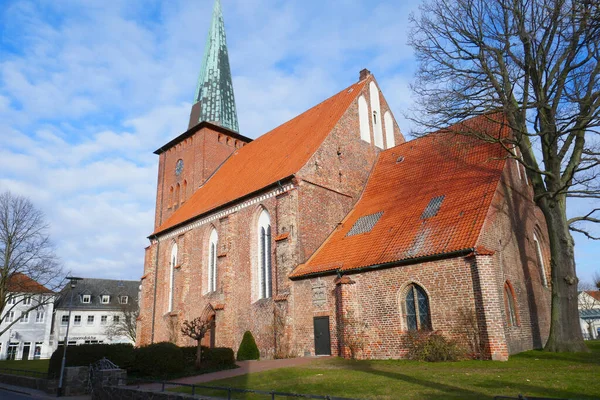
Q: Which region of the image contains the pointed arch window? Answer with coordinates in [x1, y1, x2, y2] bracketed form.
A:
[175, 183, 181, 207]
[504, 281, 519, 327]
[169, 186, 174, 208]
[404, 284, 431, 331]
[208, 228, 218, 293]
[182, 180, 188, 203]
[257, 209, 272, 299]
[533, 232, 548, 287]
[168, 243, 178, 312]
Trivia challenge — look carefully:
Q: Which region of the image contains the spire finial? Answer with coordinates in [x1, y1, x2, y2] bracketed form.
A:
[189, 0, 239, 132]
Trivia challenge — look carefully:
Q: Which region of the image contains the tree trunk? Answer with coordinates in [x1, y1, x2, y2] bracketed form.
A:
[541, 198, 588, 352]
[195, 340, 202, 369]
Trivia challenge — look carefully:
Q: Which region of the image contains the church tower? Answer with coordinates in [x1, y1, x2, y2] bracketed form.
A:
[188, 0, 239, 131]
[152, 0, 250, 230]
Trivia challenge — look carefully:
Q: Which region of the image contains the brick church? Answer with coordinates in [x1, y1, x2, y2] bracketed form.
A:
[137, 0, 551, 361]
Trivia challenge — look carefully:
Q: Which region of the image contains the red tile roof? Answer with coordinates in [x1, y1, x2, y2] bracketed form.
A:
[7, 273, 53, 294]
[154, 80, 368, 235]
[586, 291, 600, 302]
[291, 115, 509, 279]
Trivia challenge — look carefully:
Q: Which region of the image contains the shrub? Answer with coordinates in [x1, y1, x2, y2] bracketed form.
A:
[404, 330, 464, 362]
[205, 347, 235, 367]
[134, 342, 185, 377]
[237, 331, 260, 361]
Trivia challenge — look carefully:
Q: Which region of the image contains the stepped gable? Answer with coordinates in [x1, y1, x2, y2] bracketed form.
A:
[291, 114, 510, 278]
[153, 79, 368, 236]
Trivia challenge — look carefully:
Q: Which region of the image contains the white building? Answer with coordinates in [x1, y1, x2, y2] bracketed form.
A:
[51, 278, 139, 350]
[579, 290, 600, 340]
[0, 273, 55, 360]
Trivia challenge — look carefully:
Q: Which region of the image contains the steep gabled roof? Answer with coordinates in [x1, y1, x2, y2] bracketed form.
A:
[154, 79, 368, 236]
[585, 291, 600, 302]
[7, 273, 53, 294]
[291, 115, 509, 279]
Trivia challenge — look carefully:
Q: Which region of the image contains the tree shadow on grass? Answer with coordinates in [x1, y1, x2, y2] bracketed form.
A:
[475, 379, 598, 400]
[358, 362, 492, 400]
[514, 350, 600, 366]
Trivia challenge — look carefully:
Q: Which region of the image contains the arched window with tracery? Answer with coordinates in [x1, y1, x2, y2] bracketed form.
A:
[533, 232, 548, 287]
[404, 283, 431, 331]
[168, 243, 178, 312]
[257, 209, 272, 299]
[504, 281, 519, 327]
[208, 228, 218, 293]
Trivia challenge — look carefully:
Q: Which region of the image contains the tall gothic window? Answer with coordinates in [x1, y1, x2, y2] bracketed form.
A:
[208, 228, 218, 293]
[257, 209, 272, 299]
[533, 232, 548, 287]
[404, 284, 431, 331]
[169, 243, 177, 312]
[504, 281, 519, 327]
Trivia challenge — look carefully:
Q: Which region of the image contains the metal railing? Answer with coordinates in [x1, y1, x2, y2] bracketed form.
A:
[123, 377, 361, 400]
[0, 367, 48, 379]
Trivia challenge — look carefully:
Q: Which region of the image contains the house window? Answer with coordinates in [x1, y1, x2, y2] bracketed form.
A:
[87, 316, 94, 325]
[74, 315, 81, 326]
[61, 315, 69, 325]
[23, 296, 31, 306]
[7, 296, 16, 305]
[82, 295, 91, 304]
[113, 315, 120, 323]
[257, 209, 272, 299]
[533, 232, 548, 287]
[101, 316, 108, 325]
[101, 295, 110, 304]
[34, 342, 42, 359]
[169, 242, 178, 312]
[36, 311, 44, 323]
[504, 281, 519, 327]
[404, 284, 431, 331]
[120, 296, 128, 304]
[20, 311, 29, 323]
[208, 228, 218, 292]
[5, 311, 15, 323]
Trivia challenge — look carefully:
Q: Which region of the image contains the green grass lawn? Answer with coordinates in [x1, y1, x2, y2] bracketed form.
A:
[0, 359, 49, 376]
[175, 342, 600, 400]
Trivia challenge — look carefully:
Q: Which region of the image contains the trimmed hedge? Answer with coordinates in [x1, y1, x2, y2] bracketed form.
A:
[237, 331, 260, 361]
[134, 342, 184, 376]
[48, 343, 135, 378]
[48, 342, 235, 378]
[181, 345, 235, 369]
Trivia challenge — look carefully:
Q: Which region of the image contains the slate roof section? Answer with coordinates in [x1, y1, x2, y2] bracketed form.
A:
[291, 114, 509, 279]
[153, 79, 368, 236]
[7, 273, 53, 294]
[55, 278, 139, 311]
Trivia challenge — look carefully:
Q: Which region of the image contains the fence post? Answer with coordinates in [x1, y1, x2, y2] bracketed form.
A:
[271, 390, 275, 400]
[192, 385, 196, 395]
[228, 387, 232, 400]
[161, 382, 165, 392]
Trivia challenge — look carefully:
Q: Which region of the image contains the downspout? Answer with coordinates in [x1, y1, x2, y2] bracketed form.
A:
[150, 235, 160, 344]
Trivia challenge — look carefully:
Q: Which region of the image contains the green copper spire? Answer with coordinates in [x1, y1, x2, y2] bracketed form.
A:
[190, 0, 239, 132]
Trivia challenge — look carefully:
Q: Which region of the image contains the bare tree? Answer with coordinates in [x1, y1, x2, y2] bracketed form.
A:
[180, 306, 214, 368]
[0, 191, 64, 336]
[409, 0, 599, 352]
[104, 302, 139, 343]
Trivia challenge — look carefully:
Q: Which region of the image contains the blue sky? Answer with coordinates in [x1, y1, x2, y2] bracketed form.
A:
[0, 0, 597, 284]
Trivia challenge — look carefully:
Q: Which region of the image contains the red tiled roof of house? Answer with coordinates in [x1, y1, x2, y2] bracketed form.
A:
[586, 291, 600, 302]
[7, 273, 53, 294]
[153, 79, 368, 235]
[291, 115, 509, 279]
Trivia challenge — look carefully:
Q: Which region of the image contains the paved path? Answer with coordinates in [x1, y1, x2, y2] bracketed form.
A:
[0, 383, 90, 400]
[138, 356, 325, 391]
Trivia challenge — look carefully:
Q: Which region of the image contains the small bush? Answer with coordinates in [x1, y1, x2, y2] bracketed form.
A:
[205, 347, 235, 367]
[404, 330, 464, 362]
[237, 331, 260, 361]
[134, 342, 184, 377]
[48, 344, 135, 378]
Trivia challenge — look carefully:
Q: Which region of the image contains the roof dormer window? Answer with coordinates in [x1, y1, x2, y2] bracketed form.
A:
[101, 295, 110, 304]
[120, 295, 128, 304]
[82, 295, 91, 304]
